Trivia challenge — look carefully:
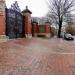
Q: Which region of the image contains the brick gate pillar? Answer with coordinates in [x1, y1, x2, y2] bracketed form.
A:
[0, 0, 6, 39]
[22, 6, 32, 38]
[45, 22, 51, 38]
[32, 22, 38, 37]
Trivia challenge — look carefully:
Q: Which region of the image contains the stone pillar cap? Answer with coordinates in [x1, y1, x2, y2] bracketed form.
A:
[22, 6, 32, 14]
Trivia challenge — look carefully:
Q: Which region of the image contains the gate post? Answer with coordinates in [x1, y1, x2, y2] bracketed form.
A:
[22, 6, 32, 38]
[45, 22, 51, 38]
[0, 0, 6, 39]
[32, 22, 38, 37]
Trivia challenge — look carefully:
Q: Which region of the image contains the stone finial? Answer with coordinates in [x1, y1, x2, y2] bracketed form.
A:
[22, 5, 32, 14]
[26, 6, 28, 9]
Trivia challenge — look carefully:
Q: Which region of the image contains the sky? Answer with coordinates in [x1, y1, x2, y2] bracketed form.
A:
[5, 0, 48, 17]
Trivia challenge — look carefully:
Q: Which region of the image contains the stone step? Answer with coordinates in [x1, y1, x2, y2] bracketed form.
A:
[0, 35, 9, 43]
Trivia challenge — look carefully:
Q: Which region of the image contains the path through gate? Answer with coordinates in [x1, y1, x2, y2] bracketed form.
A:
[6, 8, 25, 39]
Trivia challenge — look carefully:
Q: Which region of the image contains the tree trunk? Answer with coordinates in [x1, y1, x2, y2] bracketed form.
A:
[57, 20, 62, 38]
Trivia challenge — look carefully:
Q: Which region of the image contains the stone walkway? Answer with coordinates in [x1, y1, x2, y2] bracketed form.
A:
[0, 37, 75, 75]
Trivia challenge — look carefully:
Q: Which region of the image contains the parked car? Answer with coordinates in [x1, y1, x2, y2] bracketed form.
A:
[60, 32, 74, 40]
[64, 33, 74, 40]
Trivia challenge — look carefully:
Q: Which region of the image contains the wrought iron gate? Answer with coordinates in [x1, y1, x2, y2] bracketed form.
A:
[6, 8, 25, 39]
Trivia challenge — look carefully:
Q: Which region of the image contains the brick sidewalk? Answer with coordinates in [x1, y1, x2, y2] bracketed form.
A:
[0, 37, 75, 75]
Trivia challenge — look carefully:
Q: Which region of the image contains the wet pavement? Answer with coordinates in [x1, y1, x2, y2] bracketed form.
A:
[0, 37, 75, 75]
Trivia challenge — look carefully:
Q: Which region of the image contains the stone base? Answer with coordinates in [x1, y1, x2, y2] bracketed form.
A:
[45, 33, 51, 38]
[0, 35, 9, 42]
[33, 33, 37, 37]
[25, 34, 32, 38]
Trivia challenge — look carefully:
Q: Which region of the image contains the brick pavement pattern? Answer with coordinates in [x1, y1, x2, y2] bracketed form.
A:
[0, 37, 75, 75]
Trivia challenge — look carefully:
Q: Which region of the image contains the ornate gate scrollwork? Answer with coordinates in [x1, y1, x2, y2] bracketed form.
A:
[6, 1, 25, 39]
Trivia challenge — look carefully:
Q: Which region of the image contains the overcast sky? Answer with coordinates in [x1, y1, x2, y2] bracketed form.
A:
[5, 0, 48, 17]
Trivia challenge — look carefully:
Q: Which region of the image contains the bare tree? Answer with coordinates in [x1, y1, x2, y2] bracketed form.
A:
[65, 13, 74, 25]
[47, 0, 75, 38]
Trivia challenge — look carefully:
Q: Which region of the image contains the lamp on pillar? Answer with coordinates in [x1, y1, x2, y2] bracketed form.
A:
[22, 6, 32, 38]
